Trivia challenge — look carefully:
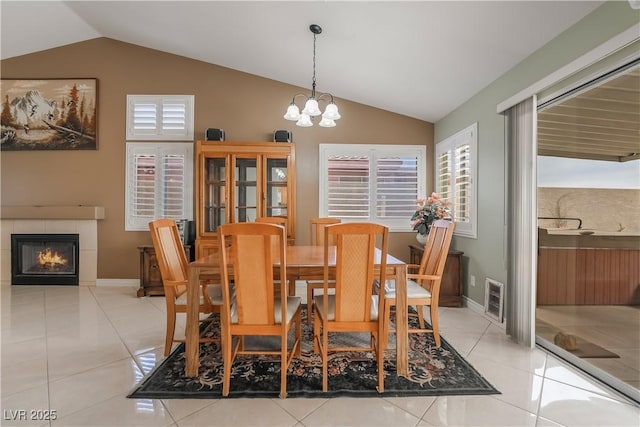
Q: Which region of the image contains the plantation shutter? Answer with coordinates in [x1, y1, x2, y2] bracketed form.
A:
[326, 155, 370, 218]
[454, 143, 471, 224]
[319, 144, 426, 230]
[435, 123, 477, 238]
[126, 95, 194, 140]
[126, 143, 193, 231]
[132, 153, 157, 220]
[162, 154, 186, 217]
[375, 155, 419, 219]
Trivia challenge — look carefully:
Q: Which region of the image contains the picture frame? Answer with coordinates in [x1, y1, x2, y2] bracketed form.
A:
[1, 78, 98, 150]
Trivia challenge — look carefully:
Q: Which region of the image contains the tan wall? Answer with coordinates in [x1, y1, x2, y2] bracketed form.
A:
[1, 38, 433, 280]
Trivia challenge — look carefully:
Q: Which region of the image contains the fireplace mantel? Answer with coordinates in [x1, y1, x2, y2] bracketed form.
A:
[1, 206, 105, 220]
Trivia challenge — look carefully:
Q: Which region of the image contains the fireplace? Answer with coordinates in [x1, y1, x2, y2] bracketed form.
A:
[11, 234, 80, 285]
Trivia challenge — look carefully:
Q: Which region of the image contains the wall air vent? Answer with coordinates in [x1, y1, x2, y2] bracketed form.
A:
[484, 278, 505, 323]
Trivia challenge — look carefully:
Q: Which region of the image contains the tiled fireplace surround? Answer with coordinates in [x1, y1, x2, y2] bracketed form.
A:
[0, 206, 104, 287]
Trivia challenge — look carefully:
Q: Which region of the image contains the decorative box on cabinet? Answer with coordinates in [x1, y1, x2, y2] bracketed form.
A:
[408, 244, 463, 307]
[137, 245, 190, 297]
[195, 140, 296, 259]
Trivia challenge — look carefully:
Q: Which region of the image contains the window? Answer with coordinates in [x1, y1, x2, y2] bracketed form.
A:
[319, 144, 426, 231]
[435, 122, 477, 238]
[126, 95, 194, 141]
[125, 143, 193, 231]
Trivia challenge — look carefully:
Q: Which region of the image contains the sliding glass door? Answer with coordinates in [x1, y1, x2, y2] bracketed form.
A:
[535, 63, 640, 402]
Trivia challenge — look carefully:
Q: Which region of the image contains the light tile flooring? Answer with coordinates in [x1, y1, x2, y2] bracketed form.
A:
[536, 305, 640, 391]
[1, 285, 639, 427]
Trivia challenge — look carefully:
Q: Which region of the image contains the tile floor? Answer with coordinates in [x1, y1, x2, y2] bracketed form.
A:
[1, 284, 639, 427]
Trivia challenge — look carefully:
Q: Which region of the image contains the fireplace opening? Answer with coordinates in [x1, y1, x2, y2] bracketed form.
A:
[11, 234, 79, 285]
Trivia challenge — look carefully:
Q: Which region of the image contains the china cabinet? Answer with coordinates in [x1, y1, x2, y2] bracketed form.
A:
[195, 141, 296, 258]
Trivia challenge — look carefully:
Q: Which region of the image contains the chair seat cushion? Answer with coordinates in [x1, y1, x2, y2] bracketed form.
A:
[378, 279, 432, 299]
[230, 296, 301, 324]
[313, 294, 379, 321]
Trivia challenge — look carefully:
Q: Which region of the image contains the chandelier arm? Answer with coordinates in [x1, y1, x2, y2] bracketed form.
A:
[290, 93, 311, 104]
[316, 93, 335, 104]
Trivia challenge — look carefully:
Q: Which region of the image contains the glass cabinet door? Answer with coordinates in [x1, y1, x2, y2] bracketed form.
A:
[265, 157, 288, 219]
[203, 157, 226, 233]
[234, 157, 257, 222]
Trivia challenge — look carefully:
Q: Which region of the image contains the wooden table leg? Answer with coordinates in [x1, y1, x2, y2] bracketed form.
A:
[394, 264, 409, 377]
[185, 265, 200, 377]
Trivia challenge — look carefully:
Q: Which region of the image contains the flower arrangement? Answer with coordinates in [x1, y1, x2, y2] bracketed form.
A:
[410, 192, 452, 235]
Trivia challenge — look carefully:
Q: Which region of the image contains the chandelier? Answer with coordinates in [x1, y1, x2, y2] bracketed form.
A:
[283, 24, 341, 128]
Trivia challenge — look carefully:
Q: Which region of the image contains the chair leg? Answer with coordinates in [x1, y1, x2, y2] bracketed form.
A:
[222, 327, 233, 397]
[322, 327, 329, 392]
[417, 304, 426, 329]
[306, 285, 314, 324]
[280, 330, 288, 399]
[313, 308, 321, 353]
[430, 304, 441, 347]
[164, 307, 176, 357]
[376, 330, 385, 393]
[295, 310, 302, 356]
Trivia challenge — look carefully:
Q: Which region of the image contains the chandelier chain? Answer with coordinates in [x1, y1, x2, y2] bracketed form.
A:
[311, 32, 317, 98]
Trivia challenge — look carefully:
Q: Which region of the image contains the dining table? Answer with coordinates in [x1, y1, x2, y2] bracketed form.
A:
[184, 245, 409, 378]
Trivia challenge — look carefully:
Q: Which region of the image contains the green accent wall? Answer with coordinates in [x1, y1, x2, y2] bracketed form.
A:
[435, 1, 640, 305]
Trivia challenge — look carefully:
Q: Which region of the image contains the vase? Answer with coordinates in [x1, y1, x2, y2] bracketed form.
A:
[416, 232, 428, 246]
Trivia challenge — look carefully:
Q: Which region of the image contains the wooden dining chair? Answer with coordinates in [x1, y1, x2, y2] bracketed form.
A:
[218, 222, 302, 398]
[148, 218, 222, 356]
[306, 217, 341, 323]
[380, 219, 455, 348]
[256, 216, 291, 294]
[313, 222, 389, 393]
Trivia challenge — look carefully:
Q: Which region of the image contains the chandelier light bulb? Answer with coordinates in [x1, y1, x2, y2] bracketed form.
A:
[322, 102, 341, 120]
[283, 103, 301, 121]
[296, 113, 313, 127]
[318, 117, 336, 128]
[302, 98, 321, 116]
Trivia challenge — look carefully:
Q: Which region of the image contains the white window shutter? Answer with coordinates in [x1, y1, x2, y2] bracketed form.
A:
[319, 144, 426, 231]
[435, 122, 477, 238]
[126, 95, 194, 140]
[125, 143, 193, 231]
[326, 154, 370, 219]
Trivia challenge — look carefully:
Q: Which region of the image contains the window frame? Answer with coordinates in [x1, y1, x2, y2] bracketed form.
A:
[435, 122, 478, 238]
[318, 143, 427, 232]
[126, 95, 194, 141]
[125, 142, 194, 231]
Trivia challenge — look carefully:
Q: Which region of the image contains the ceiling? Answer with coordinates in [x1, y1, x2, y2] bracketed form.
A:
[0, 1, 605, 123]
[538, 65, 640, 162]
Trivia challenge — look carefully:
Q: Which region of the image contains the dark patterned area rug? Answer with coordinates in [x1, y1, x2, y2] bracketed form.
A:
[128, 307, 499, 399]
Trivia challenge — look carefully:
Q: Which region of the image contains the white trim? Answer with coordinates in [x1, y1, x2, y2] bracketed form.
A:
[96, 279, 138, 287]
[463, 295, 507, 330]
[497, 23, 640, 113]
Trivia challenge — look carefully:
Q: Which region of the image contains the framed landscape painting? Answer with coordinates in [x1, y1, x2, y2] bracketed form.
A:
[1, 78, 98, 150]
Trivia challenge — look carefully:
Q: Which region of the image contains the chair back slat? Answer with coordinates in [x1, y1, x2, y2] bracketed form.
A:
[310, 217, 341, 246]
[149, 219, 188, 285]
[219, 222, 286, 326]
[418, 219, 455, 292]
[325, 223, 388, 322]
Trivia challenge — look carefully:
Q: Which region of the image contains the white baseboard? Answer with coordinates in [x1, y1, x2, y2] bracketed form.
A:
[96, 278, 138, 287]
[463, 295, 506, 330]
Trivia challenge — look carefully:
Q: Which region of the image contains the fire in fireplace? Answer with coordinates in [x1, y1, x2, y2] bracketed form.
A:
[11, 234, 79, 285]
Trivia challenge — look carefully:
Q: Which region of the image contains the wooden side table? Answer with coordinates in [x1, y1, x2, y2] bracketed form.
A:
[408, 244, 463, 307]
[137, 245, 190, 297]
